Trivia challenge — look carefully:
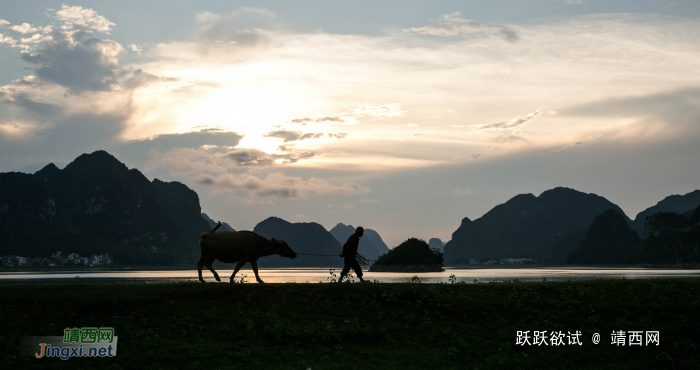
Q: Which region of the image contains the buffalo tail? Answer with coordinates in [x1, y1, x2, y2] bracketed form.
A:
[201, 221, 222, 238]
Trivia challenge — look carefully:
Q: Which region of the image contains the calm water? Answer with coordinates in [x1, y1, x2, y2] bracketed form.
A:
[1, 267, 700, 284]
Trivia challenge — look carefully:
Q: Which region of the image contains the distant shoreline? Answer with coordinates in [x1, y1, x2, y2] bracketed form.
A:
[2, 263, 699, 273]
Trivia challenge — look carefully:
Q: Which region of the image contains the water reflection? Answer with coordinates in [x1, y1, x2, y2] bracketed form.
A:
[1, 267, 699, 284]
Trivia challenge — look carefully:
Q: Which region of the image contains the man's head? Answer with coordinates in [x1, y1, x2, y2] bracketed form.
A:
[355, 226, 364, 238]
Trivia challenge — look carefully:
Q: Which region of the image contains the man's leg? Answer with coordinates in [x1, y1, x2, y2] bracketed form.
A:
[338, 262, 351, 282]
[351, 261, 367, 282]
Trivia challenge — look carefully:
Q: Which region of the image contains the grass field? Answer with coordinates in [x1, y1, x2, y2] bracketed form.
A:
[2, 278, 699, 369]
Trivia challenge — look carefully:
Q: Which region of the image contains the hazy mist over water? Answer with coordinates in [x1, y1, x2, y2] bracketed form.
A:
[2, 268, 699, 284]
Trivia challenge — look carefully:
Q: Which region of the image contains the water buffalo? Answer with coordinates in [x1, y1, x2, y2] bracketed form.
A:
[197, 222, 297, 283]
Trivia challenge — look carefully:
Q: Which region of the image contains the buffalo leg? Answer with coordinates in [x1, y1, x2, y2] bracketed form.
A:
[205, 257, 221, 282]
[197, 259, 205, 282]
[230, 261, 246, 283]
[250, 260, 264, 283]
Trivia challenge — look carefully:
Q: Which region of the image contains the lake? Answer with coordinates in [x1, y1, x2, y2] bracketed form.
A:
[1, 267, 700, 284]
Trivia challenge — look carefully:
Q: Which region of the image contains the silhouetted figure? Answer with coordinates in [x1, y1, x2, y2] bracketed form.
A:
[338, 226, 368, 283]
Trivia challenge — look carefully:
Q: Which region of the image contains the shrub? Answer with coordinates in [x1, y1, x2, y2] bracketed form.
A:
[373, 238, 443, 266]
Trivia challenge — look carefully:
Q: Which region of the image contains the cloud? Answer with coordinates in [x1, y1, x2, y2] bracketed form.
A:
[0, 90, 63, 116]
[225, 147, 316, 166]
[404, 11, 520, 43]
[264, 130, 323, 142]
[120, 69, 180, 90]
[564, 88, 700, 122]
[20, 31, 126, 93]
[194, 8, 276, 46]
[195, 171, 371, 199]
[557, 88, 700, 145]
[471, 154, 481, 159]
[152, 8, 281, 62]
[553, 134, 603, 152]
[495, 134, 530, 144]
[407, 123, 418, 127]
[449, 125, 465, 128]
[573, 135, 601, 146]
[342, 204, 354, 209]
[328, 132, 349, 139]
[139, 139, 317, 178]
[471, 110, 543, 131]
[127, 44, 142, 53]
[287, 105, 405, 129]
[20, 33, 53, 44]
[352, 104, 406, 118]
[3, 8, 700, 188]
[226, 148, 274, 166]
[0, 119, 40, 140]
[0, 33, 17, 47]
[140, 147, 230, 177]
[361, 198, 381, 203]
[9, 23, 39, 34]
[276, 151, 316, 164]
[54, 4, 116, 34]
[558, 0, 585, 4]
[454, 186, 472, 194]
[315, 116, 344, 123]
[299, 132, 323, 140]
[0, 6, 117, 52]
[123, 130, 244, 153]
[289, 118, 313, 124]
[0, 20, 183, 166]
[289, 115, 344, 124]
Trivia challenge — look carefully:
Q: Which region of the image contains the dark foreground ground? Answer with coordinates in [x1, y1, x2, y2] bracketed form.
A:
[2, 279, 699, 370]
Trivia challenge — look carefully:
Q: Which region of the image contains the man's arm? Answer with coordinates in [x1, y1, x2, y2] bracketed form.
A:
[345, 234, 359, 258]
[342, 234, 358, 258]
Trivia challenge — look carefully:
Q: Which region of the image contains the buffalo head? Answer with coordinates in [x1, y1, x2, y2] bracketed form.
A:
[270, 238, 297, 259]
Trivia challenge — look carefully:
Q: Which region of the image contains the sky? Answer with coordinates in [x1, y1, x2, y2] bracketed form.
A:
[1, 1, 700, 247]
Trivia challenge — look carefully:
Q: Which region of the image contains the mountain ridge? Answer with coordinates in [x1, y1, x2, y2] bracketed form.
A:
[0, 150, 211, 264]
[566, 210, 642, 264]
[444, 187, 631, 263]
[201, 213, 236, 232]
[631, 190, 700, 235]
[253, 216, 342, 267]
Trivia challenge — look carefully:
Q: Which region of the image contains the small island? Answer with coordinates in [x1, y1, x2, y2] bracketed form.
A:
[369, 238, 444, 272]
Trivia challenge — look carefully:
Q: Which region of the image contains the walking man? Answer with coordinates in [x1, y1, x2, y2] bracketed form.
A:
[338, 226, 368, 283]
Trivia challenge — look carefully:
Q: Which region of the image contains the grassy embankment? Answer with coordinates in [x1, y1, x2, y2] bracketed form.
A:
[2, 279, 699, 369]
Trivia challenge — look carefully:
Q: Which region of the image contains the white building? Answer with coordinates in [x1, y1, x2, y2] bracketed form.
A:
[1, 255, 12, 266]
